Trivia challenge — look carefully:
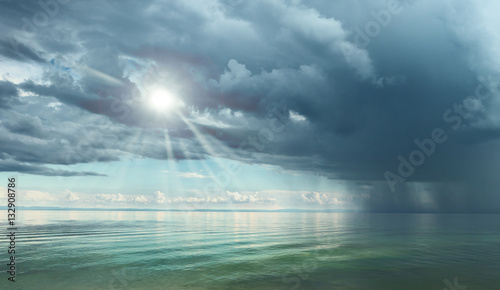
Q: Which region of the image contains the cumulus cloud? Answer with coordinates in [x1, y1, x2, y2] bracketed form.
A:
[301, 192, 342, 205]
[226, 191, 278, 204]
[132, 196, 149, 203]
[162, 191, 278, 205]
[289, 111, 307, 122]
[22, 190, 56, 202]
[153, 191, 166, 204]
[168, 195, 228, 204]
[65, 191, 80, 202]
[95, 193, 127, 203]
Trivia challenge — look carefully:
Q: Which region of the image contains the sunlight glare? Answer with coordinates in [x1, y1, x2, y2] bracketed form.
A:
[150, 89, 180, 111]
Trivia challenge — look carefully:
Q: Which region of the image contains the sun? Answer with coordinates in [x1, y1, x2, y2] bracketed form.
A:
[150, 89, 182, 111]
[151, 90, 174, 110]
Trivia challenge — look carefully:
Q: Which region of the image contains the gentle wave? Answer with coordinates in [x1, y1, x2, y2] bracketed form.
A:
[2, 211, 499, 289]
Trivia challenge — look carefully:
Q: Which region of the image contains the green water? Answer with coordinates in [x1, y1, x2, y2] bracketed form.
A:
[1, 211, 499, 289]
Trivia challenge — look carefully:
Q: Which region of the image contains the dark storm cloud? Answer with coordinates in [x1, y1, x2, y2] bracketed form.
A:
[0, 37, 45, 63]
[0, 80, 22, 109]
[0, 159, 106, 176]
[3, 113, 46, 138]
[0, 98, 207, 178]
[2, 0, 500, 211]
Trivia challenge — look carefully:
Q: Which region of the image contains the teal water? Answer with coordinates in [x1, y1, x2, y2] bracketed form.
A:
[1, 211, 499, 289]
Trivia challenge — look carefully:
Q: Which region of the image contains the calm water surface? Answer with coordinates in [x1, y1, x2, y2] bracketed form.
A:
[1, 211, 499, 289]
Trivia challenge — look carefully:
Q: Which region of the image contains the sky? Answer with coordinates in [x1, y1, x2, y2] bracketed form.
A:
[1, 0, 500, 212]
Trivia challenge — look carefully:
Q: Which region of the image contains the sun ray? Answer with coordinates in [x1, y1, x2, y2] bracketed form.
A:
[177, 112, 222, 160]
[177, 112, 229, 193]
[163, 128, 174, 160]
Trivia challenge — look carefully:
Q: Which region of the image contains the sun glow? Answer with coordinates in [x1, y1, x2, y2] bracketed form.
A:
[150, 89, 182, 111]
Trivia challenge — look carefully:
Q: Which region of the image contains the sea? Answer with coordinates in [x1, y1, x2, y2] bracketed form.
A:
[1, 210, 499, 289]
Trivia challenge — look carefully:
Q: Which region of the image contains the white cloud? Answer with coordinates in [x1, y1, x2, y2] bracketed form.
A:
[226, 191, 278, 204]
[94, 193, 126, 202]
[302, 192, 327, 205]
[162, 171, 210, 179]
[22, 190, 56, 202]
[48, 102, 62, 111]
[165, 192, 279, 205]
[168, 195, 228, 204]
[301, 192, 343, 205]
[132, 195, 148, 203]
[190, 107, 245, 128]
[289, 110, 307, 122]
[153, 191, 166, 204]
[206, 195, 228, 203]
[65, 191, 80, 202]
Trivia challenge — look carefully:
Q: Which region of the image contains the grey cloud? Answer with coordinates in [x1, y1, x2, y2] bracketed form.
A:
[0, 159, 106, 176]
[3, 113, 46, 138]
[0, 80, 21, 109]
[0, 37, 45, 63]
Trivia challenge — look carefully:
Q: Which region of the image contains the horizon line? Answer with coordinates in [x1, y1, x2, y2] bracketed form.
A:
[3, 206, 500, 214]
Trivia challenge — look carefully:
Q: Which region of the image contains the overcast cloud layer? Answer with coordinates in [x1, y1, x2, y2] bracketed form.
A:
[2, 0, 500, 212]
